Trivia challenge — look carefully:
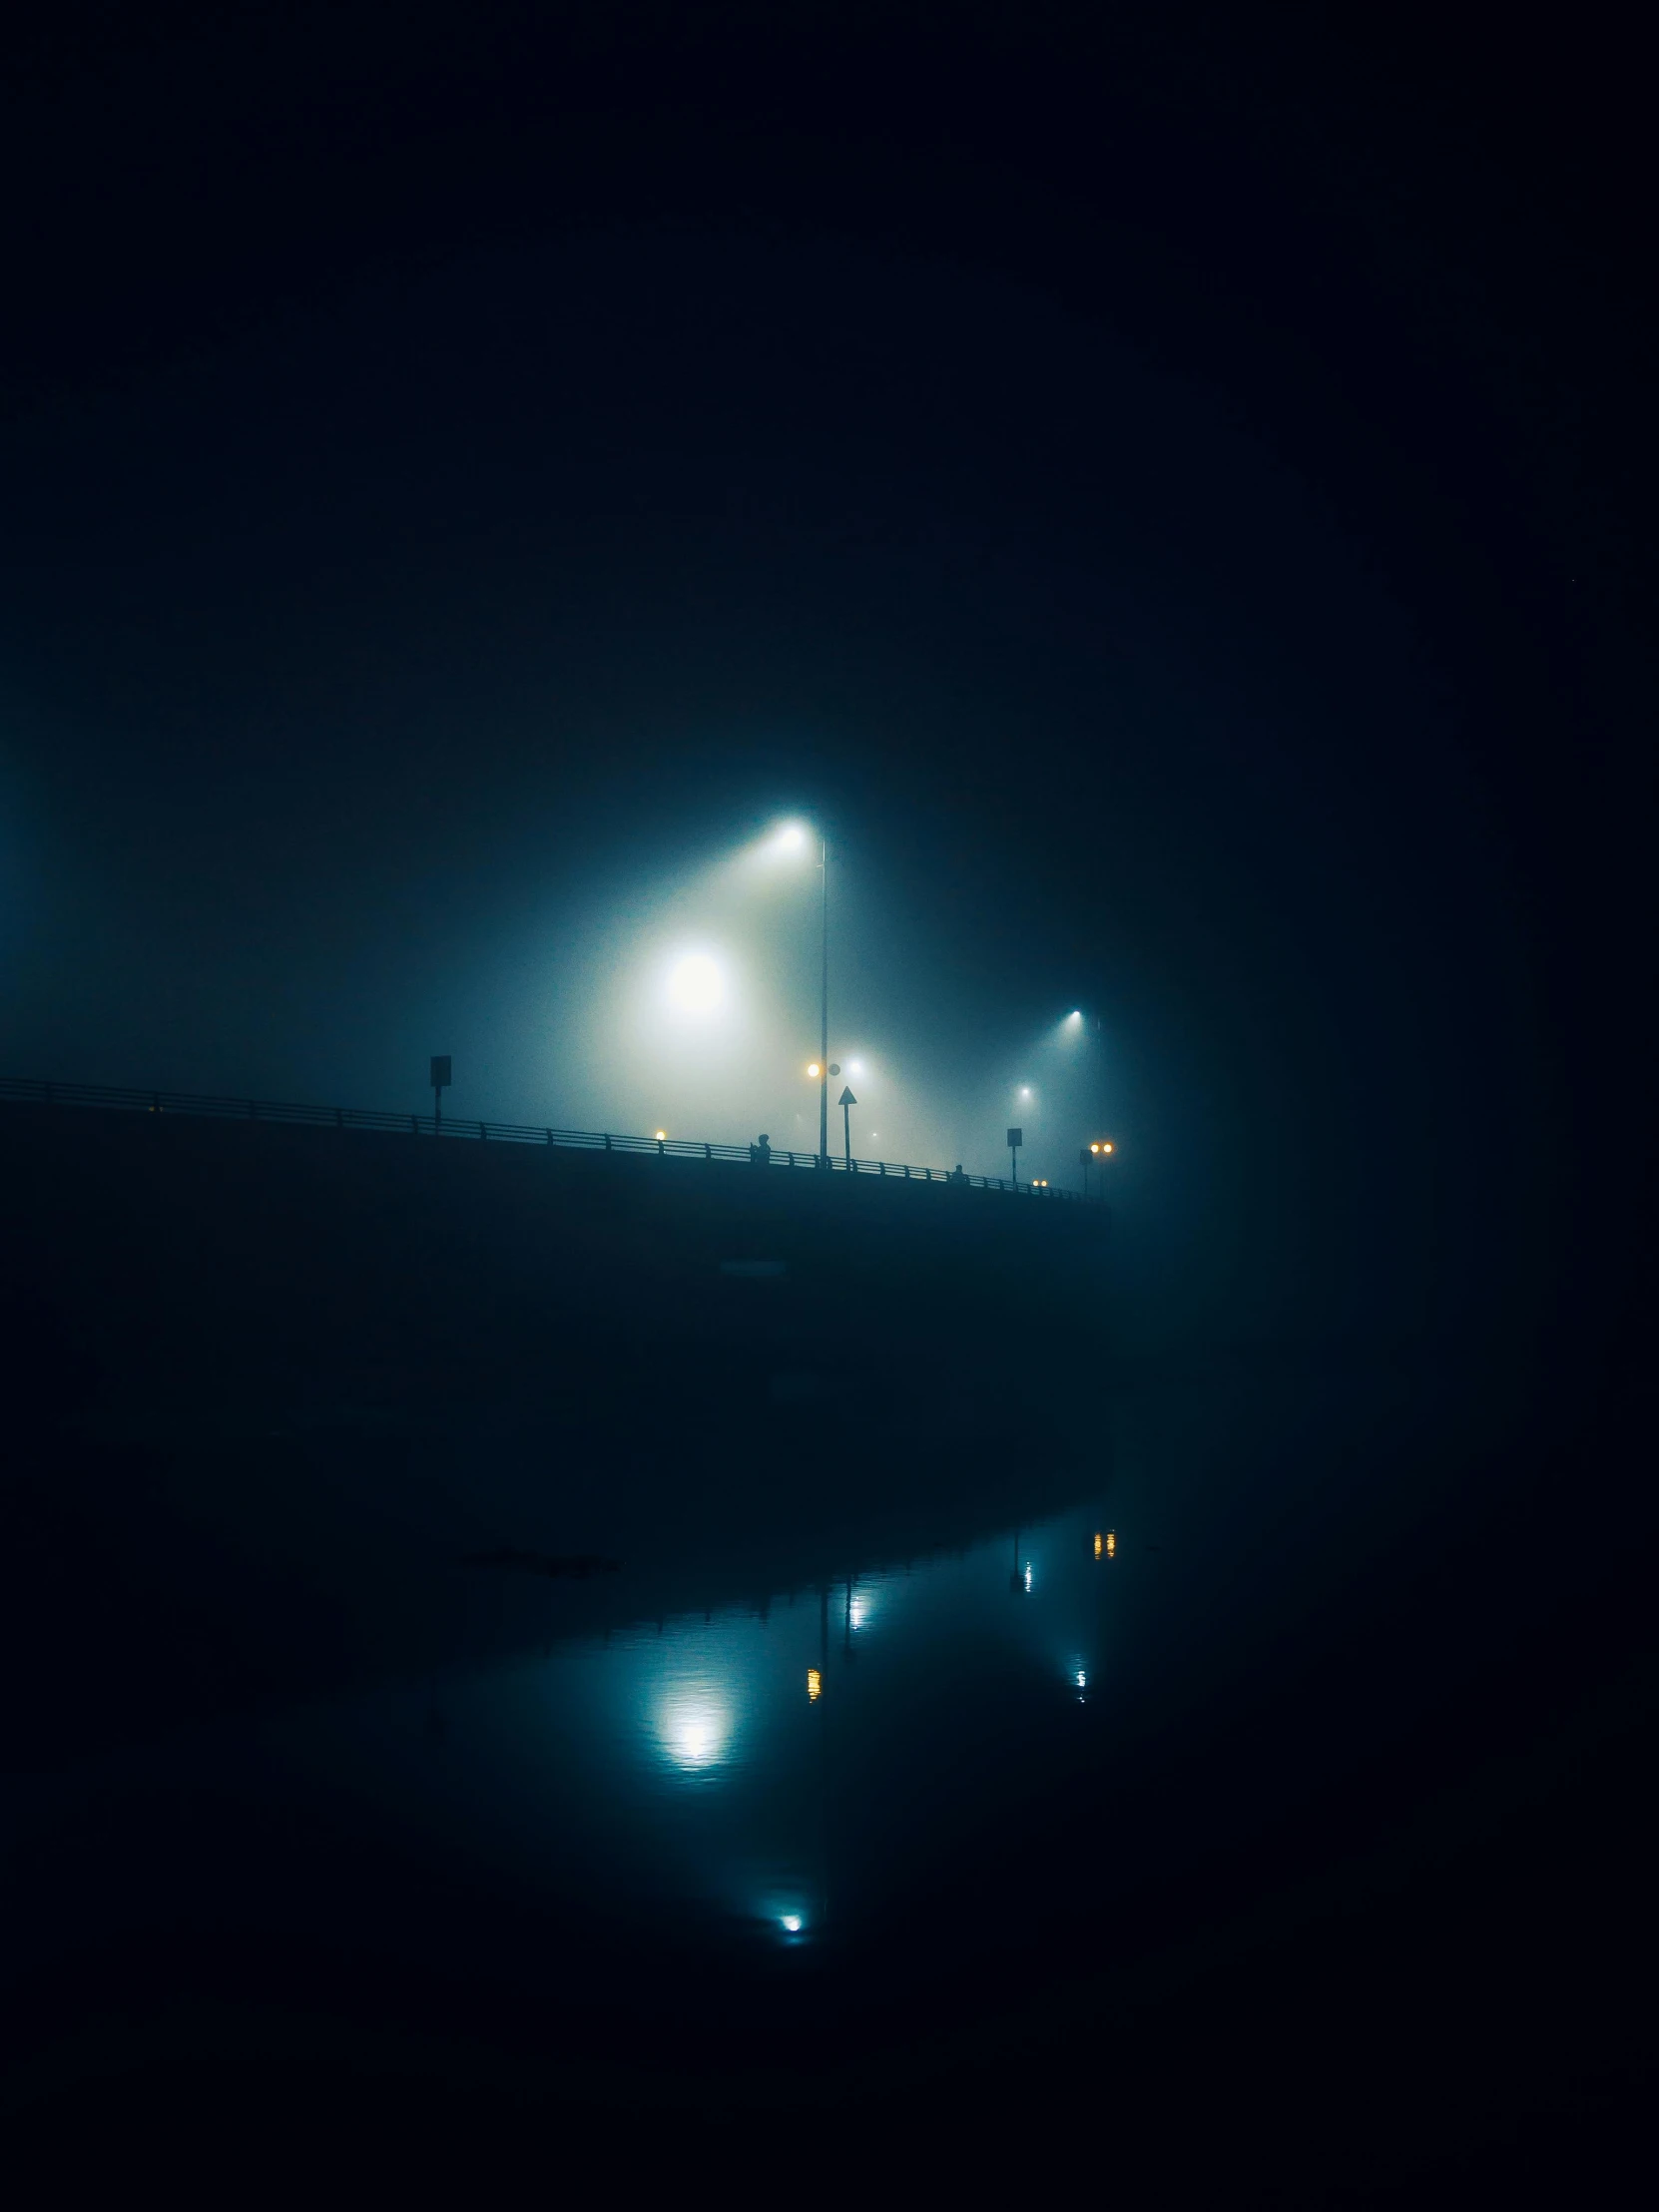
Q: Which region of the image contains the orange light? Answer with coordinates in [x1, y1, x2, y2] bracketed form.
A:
[807, 1669, 822, 1702]
[655, 1130, 667, 1141]
[1103, 1142, 1115, 1154]
[1106, 1531, 1116, 1557]
[807, 1062, 822, 1079]
[1094, 1531, 1103, 1558]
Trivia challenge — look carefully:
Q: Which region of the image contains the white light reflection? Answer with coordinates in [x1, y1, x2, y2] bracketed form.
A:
[1024, 1563, 1033, 1594]
[654, 1682, 735, 1773]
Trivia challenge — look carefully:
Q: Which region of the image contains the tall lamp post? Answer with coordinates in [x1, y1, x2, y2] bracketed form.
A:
[819, 833, 830, 1166]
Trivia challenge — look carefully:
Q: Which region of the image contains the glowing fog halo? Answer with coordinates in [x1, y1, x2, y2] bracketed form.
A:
[733, 817, 815, 875]
[665, 948, 726, 1017]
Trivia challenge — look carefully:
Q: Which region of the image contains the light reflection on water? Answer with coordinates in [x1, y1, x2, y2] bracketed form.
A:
[9, 1494, 1126, 1974]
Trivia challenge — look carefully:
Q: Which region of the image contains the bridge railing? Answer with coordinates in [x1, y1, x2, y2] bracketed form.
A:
[0, 1074, 1085, 1199]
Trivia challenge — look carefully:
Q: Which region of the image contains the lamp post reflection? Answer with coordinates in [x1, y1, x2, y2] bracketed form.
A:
[1010, 1529, 1032, 1595]
[816, 1582, 831, 1936]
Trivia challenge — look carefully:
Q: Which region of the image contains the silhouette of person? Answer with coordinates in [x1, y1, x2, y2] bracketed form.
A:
[948, 1162, 968, 1185]
[751, 1133, 773, 1165]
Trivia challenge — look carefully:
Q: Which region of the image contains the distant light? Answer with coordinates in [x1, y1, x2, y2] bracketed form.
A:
[1094, 1531, 1103, 1559]
[1019, 1086, 1032, 1098]
[847, 1058, 865, 1077]
[667, 952, 724, 1015]
[1023, 1563, 1032, 1593]
[775, 823, 809, 854]
[781, 1915, 804, 1934]
[655, 1130, 667, 1141]
[807, 1668, 822, 1702]
[1075, 1669, 1087, 1689]
[807, 1062, 822, 1079]
[1103, 1142, 1115, 1154]
[1068, 1010, 1082, 1021]
[1106, 1531, 1116, 1557]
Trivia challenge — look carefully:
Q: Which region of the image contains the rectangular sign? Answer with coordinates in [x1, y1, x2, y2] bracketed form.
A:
[1006, 1127, 1022, 1148]
[430, 1056, 451, 1090]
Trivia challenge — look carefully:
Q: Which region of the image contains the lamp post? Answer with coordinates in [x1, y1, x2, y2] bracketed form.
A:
[759, 818, 831, 1162]
[819, 833, 829, 1166]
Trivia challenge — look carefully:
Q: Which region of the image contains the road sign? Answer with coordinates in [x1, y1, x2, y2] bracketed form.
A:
[838, 1086, 856, 1107]
[430, 1056, 451, 1090]
[1007, 1127, 1022, 1148]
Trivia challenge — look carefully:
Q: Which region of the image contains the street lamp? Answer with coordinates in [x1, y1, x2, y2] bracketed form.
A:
[818, 831, 829, 1164]
[1082, 1138, 1116, 1201]
[764, 819, 830, 1165]
[666, 950, 725, 1015]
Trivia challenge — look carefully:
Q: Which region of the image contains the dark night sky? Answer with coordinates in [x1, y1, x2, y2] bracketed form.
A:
[0, 3, 1647, 1358]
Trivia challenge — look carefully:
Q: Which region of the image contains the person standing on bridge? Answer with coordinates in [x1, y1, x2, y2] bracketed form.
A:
[750, 1133, 772, 1165]
[948, 1162, 968, 1186]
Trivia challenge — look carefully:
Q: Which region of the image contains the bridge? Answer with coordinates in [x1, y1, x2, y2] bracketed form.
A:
[3, 1068, 1109, 1479]
[0, 1073, 1087, 1198]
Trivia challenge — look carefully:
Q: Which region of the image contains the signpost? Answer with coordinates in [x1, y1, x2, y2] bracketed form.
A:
[430, 1055, 451, 1129]
[1007, 1125, 1022, 1187]
[838, 1085, 856, 1167]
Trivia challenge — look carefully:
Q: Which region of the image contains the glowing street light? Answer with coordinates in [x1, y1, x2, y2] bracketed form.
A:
[762, 818, 831, 1164]
[666, 950, 725, 1016]
[816, 832, 830, 1163]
